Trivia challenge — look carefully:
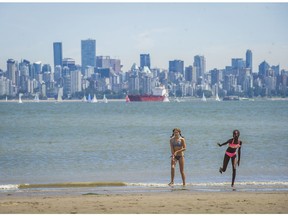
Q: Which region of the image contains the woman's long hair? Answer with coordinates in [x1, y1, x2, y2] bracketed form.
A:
[170, 128, 184, 138]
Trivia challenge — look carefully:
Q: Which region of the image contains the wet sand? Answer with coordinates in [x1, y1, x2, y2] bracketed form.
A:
[0, 191, 287, 214]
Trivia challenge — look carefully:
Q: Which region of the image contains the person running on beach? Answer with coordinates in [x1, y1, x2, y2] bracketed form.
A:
[169, 128, 186, 186]
[218, 129, 242, 188]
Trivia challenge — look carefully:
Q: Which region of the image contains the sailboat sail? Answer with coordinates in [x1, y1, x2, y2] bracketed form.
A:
[34, 93, 40, 102]
[18, 93, 23, 103]
[103, 94, 108, 103]
[201, 93, 207, 102]
[91, 94, 98, 103]
[163, 94, 170, 102]
[57, 87, 63, 102]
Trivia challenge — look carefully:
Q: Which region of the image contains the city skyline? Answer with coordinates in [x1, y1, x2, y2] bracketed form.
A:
[0, 3, 288, 72]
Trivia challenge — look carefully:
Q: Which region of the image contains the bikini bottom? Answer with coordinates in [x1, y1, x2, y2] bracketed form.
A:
[174, 155, 183, 160]
[225, 151, 236, 158]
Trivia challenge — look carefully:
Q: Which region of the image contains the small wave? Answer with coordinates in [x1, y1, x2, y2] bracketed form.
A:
[0, 184, 19, 190]
[126, 181, 288, 187]
[1, 181, 287, 191]
[0, 182, 126, 190]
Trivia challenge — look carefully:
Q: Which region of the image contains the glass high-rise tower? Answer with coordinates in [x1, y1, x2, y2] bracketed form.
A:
[193, 55, 206, 83]
[246, 49, 253, 72]
[140, 54, 151, 69]
[81, 39, 96, 73]
[53, 42, 63, 68]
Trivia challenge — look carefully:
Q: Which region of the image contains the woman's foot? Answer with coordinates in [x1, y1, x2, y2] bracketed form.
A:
[219, 167, 223, 174]
[168, 182, 174, 186]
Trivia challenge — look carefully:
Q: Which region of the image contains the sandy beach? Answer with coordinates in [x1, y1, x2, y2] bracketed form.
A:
[0, 191, 287, 214]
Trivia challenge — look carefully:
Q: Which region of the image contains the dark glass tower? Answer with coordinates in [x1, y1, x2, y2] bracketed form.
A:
[140, 54, 151, 69]
[81, 39, 96, 73]
[246, 49, 253, 72]
[53, 42, 63, 68]
[169, 60, 184, 74]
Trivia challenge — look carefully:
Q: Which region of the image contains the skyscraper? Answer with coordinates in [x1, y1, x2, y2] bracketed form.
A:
[169, 60, 184, 74]
[246, 49, 253, 72]
[7, 59, 17, 85]
[53, 42, 63, 68]
[193, 55, 206, 84]
[140, 54, 151, 69]
[81, 39, 96, 73]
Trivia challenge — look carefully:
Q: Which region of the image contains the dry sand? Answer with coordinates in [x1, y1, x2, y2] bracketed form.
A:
[0, 191, 287, 214]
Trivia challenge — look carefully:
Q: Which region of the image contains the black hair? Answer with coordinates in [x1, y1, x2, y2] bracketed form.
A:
[233, 129, 240, 137]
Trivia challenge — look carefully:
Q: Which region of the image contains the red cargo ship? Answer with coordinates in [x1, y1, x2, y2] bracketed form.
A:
[128, 86, 169, 102]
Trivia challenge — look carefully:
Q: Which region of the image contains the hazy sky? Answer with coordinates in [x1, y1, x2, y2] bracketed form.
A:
[0, 2, 288, 72]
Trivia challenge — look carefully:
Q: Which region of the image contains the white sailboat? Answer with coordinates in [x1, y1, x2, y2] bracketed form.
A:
[201, 93, 207, 102]
[82, 95, 87, 102]
[91, 94, 98, 103]
[57, 93, 62, 102]
[103, 94, 108, 103]
[215, 93, 221, 101]
[5, 96, 7, 102]
[56, 87, 63, 102]
[18, 93, 23, 103]
[163, 94, 170, 102]
[215, 84, 221, 101]
[34, 93, 40, 102]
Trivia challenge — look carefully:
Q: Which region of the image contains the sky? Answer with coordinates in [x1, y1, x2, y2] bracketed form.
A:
[0, 2, 288, 72]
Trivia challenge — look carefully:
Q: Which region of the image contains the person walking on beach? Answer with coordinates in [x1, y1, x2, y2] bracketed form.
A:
[218, 129, 242, 188]
[169, 128, 186, 186]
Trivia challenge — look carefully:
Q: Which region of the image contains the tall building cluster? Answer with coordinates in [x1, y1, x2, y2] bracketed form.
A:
[0, 41, 287, 99]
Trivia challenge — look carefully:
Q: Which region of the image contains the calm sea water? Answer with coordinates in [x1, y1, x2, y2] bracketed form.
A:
[0, 99, 287, 193]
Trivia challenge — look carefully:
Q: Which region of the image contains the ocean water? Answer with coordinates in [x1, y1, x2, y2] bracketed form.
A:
[0, 99, 287, 193]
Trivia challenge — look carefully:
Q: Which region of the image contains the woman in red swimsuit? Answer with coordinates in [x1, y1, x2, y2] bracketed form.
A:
[218, 129, 242, 188]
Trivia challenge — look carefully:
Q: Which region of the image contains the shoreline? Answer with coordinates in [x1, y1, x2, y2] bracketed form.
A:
[1, 97, 288, 103]
[0, 190, 287, 213]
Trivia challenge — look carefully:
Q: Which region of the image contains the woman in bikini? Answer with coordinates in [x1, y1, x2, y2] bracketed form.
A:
[169, 128, 186, 186]
[218, 129, 242, 188]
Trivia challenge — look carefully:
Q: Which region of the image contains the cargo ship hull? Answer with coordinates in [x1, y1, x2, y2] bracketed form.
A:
[128, 95, 165, 102]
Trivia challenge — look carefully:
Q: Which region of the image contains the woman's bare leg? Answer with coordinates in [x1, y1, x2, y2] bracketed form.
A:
[179, 157, 186, 186]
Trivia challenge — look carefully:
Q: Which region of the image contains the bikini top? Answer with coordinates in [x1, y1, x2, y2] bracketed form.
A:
[172, 138, 182, 147]
[229, 139, 241, 148]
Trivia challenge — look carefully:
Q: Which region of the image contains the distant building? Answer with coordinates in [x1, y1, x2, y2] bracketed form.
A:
[81, 39, 96, 73]
[7, 59, 17, 85]
[232, 58, 245, 70]
[169, 60, 184, 74]
[185, 65, 196, 83]
[62, 58, 76, 72]
[140, 54, 151, 70]
[53, 42, 63, 68]
[246, 49, 253, 72]
[96, 56, 121, 74]
[193, 55, 206, 84]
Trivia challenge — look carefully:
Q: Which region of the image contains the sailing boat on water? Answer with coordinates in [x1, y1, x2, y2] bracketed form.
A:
[215, 93, 221, 101]
[163, 94, 170, 102]
[103, 94, 108, 103]
[34, 93, 40, 102]
[125, 95, 130, 103]
[56, 87, 63, 102]
[87, 94, 92, 103]
[215, 84, 221, 101]
[201, 93, 207, 102]
[91, 94, 98, 103]
[82, 95, 87, 102]
[18, 93, 23, 103]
